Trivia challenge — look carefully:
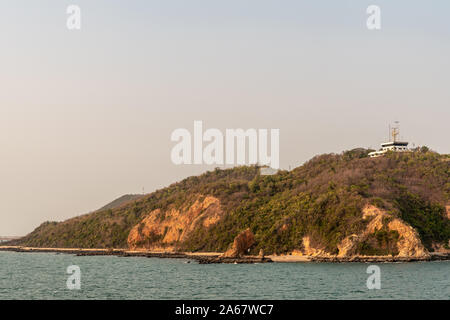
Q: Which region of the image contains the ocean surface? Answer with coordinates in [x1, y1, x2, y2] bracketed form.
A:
[0, 251, 448, 300]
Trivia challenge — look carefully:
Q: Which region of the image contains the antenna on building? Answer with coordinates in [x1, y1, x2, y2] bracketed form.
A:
[369, 122, 409, 158]
[389, 121, 400, 142]
[394, 121, 400, 142]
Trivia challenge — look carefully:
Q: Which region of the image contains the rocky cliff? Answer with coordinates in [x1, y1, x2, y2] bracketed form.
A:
[335, 205, 428, 258]
[127, 196, 223, 251]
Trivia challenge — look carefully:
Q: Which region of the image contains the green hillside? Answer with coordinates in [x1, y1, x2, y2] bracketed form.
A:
[9, 149, 450, 256]
[96, 194, 144, 212]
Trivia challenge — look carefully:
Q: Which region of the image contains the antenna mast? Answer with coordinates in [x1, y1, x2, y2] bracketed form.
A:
[393, 121, 400, 142]
[389, 121, 400, 142]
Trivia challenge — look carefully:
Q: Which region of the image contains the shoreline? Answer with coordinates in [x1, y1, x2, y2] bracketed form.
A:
[0, 246, 272, 264]
[0, 246, 448, 263]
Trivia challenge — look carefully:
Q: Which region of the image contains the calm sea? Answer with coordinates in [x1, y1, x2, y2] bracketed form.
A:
[0, 251, 448, 300]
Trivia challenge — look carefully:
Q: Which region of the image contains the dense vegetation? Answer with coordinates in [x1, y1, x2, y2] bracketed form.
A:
[96, 194, 144, 212]
[9, 149, 450, 255]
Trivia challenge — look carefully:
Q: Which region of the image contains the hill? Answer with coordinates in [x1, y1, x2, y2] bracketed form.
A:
[8, 149, 450, 258]
[96, 194, 144, 212]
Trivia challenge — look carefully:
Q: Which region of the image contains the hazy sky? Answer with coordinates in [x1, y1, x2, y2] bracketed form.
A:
[1, 0, 449, 235]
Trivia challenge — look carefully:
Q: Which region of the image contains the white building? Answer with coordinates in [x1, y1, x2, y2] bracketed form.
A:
[369, 125, 410, 158]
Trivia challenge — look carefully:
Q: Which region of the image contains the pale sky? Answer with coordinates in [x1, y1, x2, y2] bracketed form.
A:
[1, 0, 449, 235]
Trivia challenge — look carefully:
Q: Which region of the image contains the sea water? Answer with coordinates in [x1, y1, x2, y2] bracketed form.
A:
[0, 251, 448, 300]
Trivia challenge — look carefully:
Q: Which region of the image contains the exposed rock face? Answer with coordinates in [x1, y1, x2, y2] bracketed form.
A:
[335, 205, 429, 258]
[301, 236, 330, 257]
[291, 205, 430, 259]
[258, 249, 265, 258]
[337, 234, 359, 257]
[221, 228, 255, 258]
[387, 218, 428, 257]
[127, 196, 223, 250]
[432, 242, 450, 254]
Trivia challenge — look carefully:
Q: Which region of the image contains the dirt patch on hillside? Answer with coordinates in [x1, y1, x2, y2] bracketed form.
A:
[128, 196, 224, 250]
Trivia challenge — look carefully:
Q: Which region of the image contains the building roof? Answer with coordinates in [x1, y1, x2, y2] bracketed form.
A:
[381, 141, 409, 147]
